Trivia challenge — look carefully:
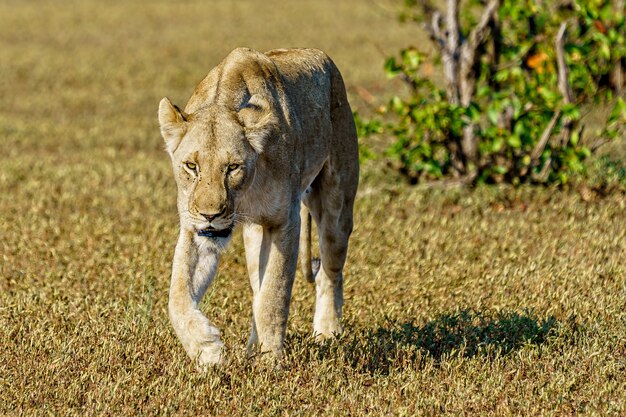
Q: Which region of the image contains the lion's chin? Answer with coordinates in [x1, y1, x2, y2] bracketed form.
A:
[197, 226, 233, 238]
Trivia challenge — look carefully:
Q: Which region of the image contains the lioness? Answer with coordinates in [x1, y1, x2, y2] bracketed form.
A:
[158, 47, 359, 367]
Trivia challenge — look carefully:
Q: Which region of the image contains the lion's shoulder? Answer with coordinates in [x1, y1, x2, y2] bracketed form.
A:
[225, 47, 330, 74]
[186, 48, 337, 114]
[265, 48, 330, 71]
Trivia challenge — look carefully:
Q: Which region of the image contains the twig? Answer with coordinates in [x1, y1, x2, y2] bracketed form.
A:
[530, 110, 561, 162]
[423, 0, 500, 170]
[532, 157, 553, 182]
[464, 0, 501, 65]
[590, 138, 611, 152]
[458, 0, 500, 163]
[498, 104, 515, 130]
[446, 0, 460, 55]
[555, 22, 576, 147]
[556, 23, 574, 104]
[426, 12, 447, 51]
[442, 0, 461, 105]
[518, 110, 561, 178]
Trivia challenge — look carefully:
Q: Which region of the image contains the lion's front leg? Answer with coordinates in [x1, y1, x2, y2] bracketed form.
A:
[246, 213, 300, 361]
[243, 223, 265, 356]
[168, 230, 225, 368]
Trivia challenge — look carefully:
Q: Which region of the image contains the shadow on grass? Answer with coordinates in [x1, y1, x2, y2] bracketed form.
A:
[295, 309, 563, 375]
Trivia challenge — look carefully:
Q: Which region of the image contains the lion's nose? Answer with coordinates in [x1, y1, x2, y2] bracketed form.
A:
[200, 208, 226, 222]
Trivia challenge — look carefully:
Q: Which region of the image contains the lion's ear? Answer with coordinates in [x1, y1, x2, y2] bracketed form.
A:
[238, 94, 276, 154]
[158, 97, 187, 154]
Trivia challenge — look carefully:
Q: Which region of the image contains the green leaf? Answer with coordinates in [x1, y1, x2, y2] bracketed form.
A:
[477, 86, 491, 97]
[487, 106, 499, 125]
[513, 121, 527, 138]
[580, 146, 591, 158]
[608, 97, 626, 124]
[390, 96, 407, 114]
[384, 57, 401, 79]
[599, 42, 611, 59]
[402, 48, 421, 69]
[495, 69, 510, 83]
[511, 96, 523, 119]
[466, 102, 481, 122]
[493, 165, 508, 174]
[492, 136, 503, 152]
[562, 103, 581, 120]
[507, 135, 522, 148]
[538, 87, 558, 104]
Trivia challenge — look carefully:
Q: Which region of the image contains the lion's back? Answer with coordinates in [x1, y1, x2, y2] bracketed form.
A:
[265, 48, 330, 81]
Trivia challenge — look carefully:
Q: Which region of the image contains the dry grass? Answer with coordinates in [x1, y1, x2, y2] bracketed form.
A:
[1, 0, 625, 415]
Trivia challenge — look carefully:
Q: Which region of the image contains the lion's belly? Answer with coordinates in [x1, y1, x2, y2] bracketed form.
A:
[299, 156, 327, 195]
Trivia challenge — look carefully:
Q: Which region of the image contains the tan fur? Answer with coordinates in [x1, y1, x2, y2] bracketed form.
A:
[158, 47, 359, 367]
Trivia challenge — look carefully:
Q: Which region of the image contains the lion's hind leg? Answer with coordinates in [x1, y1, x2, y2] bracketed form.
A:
[303, 166, 357, 340]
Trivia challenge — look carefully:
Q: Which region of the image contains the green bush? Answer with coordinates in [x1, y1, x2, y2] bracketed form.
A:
[359, 0, 626, 185]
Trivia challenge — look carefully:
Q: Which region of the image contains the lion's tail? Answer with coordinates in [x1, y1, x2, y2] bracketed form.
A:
[299, 205, 319, 283]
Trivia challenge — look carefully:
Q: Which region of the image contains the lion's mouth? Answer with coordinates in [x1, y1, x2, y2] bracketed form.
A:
[197, 225, 233, 238]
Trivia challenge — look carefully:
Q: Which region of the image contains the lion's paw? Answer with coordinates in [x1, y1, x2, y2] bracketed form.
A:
[313, 321, 343, 342]
[194, 339, 226, 370]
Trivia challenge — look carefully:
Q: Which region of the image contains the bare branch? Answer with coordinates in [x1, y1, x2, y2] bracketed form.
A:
[498, 105, 515, 130]
[487, 10, 502, 79]
[425, 11, 447, 51]
[459, 0, 500, 105]
[590, 138, 611, 152]
[610, 63, 623, 94]
[407, 0, 447, 52]
[555, 22, 576, 146]
[425, 0, 500, 169]
[530, 110, 561, 162]
[532, 157, 552, 182]
[399, 73, 418, 90]
[466, 0, 501, 56]
[556, 23, 574, 104]
[432, 11, 443, 38]
[446, 0, 460, 56]
[454, 0, 500, 164]
[442, 0, 461, 105]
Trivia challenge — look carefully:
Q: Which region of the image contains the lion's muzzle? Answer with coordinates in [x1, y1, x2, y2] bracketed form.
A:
[197, 225, 233, 238]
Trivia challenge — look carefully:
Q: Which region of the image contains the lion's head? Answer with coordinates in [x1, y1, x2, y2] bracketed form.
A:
[158, 94, 276, 242]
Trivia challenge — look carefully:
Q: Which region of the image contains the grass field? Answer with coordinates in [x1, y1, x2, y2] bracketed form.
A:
[1, 0, 625, 415]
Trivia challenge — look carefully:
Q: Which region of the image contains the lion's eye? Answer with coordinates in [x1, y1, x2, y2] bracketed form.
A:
[184, 162, 197, 171]
[227, 163, 241, 172]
